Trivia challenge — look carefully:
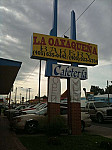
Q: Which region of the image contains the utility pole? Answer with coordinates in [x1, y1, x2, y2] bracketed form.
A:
[38, 60, 41, 103]
[9, 91, 11, 109]
[107, 80, 109, 104]
[26, 89, 28, 103]
[20, 93, 22, 104]
[107, 80, 112, 104]
[28, 88, 31, 101]
[14, 87, 17, 106]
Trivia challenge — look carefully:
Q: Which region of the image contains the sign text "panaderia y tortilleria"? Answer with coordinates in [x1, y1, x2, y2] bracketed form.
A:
[31, 33, 98, 66]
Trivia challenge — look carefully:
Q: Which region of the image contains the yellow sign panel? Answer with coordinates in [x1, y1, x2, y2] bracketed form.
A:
[31, 33, 98, 65]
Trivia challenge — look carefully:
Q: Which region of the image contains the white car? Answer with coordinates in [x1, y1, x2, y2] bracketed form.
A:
[6, 105, 27, 119]
[11, 107, 91, 134]
[21, 103, 47, 114]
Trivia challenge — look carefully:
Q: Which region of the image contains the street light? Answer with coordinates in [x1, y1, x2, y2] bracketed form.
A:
[107, 80, 112, 104]
[14, 87, 17, 105]
[14, 87, 23, 104]
[20, 87, 23, 104]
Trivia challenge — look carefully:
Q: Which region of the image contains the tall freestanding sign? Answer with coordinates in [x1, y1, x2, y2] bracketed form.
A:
[31, 0, 98, 135]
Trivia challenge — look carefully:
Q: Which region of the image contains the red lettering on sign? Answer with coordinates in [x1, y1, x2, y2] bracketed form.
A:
[66, 40, 71, 48]
[93, 47, 97, 55]
[54, 38, 60, 46]
[48, 38, 54, 46]
[33, 36, 40, 45]
[60, 39, 66, 47]
[41, 37, 46, 45]
[87, 44, 92, 54]
[33, 36, 46, 45]
[77, 43, 81, 50]
[82, 44, 86, 52]
[71, 42, 76, 50]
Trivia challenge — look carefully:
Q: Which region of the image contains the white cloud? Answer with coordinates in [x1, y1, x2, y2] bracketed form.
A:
[0, 0, 112, 99]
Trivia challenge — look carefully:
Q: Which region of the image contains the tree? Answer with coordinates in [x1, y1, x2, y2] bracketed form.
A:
[105, 85, 112, 94]
[90, 86, 105, 95]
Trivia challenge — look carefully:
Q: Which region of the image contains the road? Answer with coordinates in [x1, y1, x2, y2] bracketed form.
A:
[85, 121, 112, 139]
[92, 121, 112, 128]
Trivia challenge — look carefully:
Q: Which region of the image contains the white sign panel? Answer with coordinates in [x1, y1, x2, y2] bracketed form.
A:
[48, 77, 61, 103]
[70, 78, 81, 102]
[52, 64, 87, 80]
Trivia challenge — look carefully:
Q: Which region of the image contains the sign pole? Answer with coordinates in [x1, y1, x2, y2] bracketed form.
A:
[67, 10, 81, 135]
[47, 0, 60, 122]
[38, 60, 41, 103]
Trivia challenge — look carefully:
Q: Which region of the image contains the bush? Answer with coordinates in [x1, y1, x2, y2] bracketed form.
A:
[45, 115, 66, 136]
[47, 137, 62, 145]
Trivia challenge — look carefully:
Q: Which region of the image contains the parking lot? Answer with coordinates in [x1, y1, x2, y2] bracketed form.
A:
[16, 121, 112, 139]
[3, 101, 112, 138]
[93, 121, 112, 128]
[85, 121, 112, 139]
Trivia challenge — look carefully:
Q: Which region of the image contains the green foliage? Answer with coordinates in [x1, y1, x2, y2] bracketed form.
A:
[45, 115, 66, 136]
[47, 137, 62, 145]
[90, 86, 105, 95]
[19, 134, 112, 150]
[90, 85, 112, 96]
[105, 85, 112, 94]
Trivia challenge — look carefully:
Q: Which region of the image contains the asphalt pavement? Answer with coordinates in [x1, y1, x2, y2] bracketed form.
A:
[93, 121, 112, 128]
[85, 123, 112, 139]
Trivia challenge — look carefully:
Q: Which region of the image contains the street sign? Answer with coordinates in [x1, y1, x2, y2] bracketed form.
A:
[52, 64, 87, 80]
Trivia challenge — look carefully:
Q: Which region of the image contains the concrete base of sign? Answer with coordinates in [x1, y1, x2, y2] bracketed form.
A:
[70, 102, 81, 135]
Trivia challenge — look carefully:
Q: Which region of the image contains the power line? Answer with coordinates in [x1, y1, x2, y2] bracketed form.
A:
[76, 0, 96, 21]
[61, 0, 96, 37]
[22, 61, 40, 85]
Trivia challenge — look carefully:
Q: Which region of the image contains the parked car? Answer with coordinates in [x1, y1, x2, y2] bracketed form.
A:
[11, 106, 91, 134]
[21, 103, 47, 114]
[6, 105, 27, 119]
[110, 103, 112, 107]
[21, 103, 41, 112]
[21, 105, 36, 111]
[85, 101, 112, 123]
[3, 105, 9, 116]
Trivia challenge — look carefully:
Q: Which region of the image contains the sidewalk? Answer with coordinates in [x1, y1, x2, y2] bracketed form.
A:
[0, 114, 27, 150]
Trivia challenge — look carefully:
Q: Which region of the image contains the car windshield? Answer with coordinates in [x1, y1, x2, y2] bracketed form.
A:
[94, 102, 109, 108]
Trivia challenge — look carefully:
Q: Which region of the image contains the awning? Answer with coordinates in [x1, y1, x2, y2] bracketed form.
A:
[0, 58, 22, 95]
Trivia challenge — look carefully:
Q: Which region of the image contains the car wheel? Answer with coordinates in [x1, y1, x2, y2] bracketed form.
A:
[97, 114, 103, 123]
[25, 121, 38, 134]
[81, 121, 85, 132]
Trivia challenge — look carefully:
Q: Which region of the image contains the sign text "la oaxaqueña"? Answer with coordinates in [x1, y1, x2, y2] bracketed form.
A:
[31, 33, 98, 66]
